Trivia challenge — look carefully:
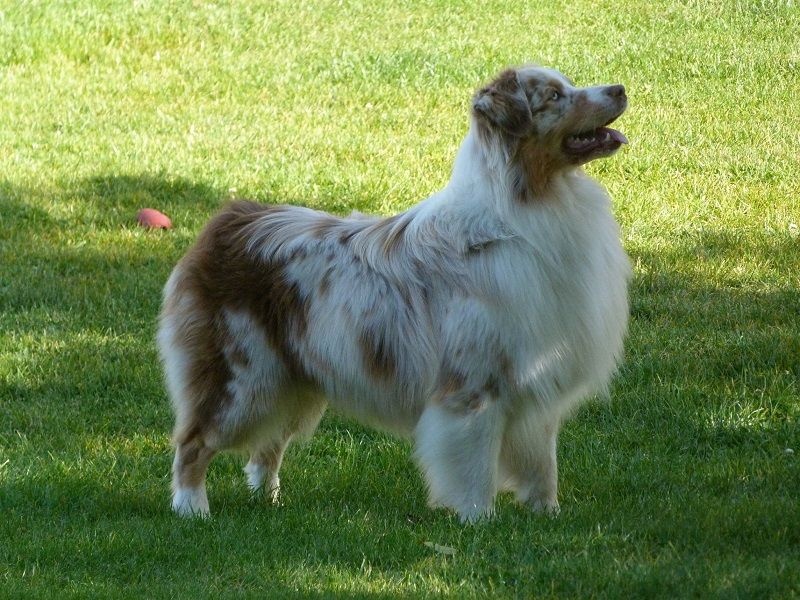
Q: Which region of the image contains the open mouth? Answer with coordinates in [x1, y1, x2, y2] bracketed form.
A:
[563, 118, 628, 157]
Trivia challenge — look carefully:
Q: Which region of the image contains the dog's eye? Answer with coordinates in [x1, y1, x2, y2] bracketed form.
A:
[550, 90, 561, 101]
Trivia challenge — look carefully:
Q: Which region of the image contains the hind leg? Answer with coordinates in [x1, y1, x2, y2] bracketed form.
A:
[242, 393, 327, 505]
[171, 433, 217, 517]
[244, 437, 290, 504]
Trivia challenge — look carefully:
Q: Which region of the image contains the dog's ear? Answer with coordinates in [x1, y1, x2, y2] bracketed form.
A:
[473, 69, 533, 137]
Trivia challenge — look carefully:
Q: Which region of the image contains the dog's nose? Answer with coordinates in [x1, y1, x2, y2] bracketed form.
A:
[605, 85, 626, 99]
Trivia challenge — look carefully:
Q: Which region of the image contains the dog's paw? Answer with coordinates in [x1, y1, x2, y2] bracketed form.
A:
[244, 462, 281, 505]
[456, 503, 495, 524]
[528, 496, 560, 517]
[172, 487, 211, 518]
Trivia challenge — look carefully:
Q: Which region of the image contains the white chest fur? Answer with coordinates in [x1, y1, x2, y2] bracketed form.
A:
[434, 169, 631, 413]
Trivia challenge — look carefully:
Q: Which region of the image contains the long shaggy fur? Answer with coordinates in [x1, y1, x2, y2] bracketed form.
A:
[158, 65, 631, 521]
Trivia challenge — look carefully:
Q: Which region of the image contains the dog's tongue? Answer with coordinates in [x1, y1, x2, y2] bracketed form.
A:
[600, 127, 629, 144]
[564, 127, 629, 153]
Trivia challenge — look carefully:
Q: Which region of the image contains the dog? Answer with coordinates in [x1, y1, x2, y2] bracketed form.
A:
[158, 65, 631, 521]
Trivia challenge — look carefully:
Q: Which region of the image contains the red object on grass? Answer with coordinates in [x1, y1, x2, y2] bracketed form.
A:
[137, 208, 172, 229]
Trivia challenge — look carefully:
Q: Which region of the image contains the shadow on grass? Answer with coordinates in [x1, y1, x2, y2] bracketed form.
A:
[75, 173, 335, 229]
[2, 172, 308, 237]
[626, 234, 799, 380]
[0, 172, 359, 325]
[0, 173, 303, 330]
[0, 181, 58, 228]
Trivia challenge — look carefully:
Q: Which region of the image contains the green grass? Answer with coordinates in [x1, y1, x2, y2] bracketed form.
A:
[1, 0, 799, 597]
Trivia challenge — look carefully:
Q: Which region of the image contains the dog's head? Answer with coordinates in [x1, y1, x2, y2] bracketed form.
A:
[473, 66, 628, 194]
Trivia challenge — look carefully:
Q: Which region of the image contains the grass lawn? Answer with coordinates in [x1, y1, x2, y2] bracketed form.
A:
[1, 0, 799, 597]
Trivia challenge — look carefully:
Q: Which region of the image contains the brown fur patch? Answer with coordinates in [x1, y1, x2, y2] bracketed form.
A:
[224, 341, 250, 369]
[483, 374, 501, 398]
[437, 369, 468, 397]
[318, 267, 333, 297]
[379, 214, 412, 255]
[548, 79, 566, 97]
[172, 436, 216, 488]
[164, 200, 312, 442]
[338, 227, 360, 245]
[439, 387, 491, 414]
[249, 441, 287, 472]
[473, 69, 533, 137]
[515, 139, 565, 199]
[310, 217, 337, 240]
[522, 76, 545, 96]
[358, 327, 397, 380]
[498, 350, 514, 383]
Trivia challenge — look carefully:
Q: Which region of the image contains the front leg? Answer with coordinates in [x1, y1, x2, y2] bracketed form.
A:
[499, 409, 561, 515]
[414, 388, 506, 523]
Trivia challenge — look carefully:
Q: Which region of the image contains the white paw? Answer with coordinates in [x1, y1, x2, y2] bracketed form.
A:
[244, 462, 280, 504]
[243, 461, 267, 491]
[456, 503, 494, 524]
[528, 496, 560, 517]
[172, 487, 210, 518]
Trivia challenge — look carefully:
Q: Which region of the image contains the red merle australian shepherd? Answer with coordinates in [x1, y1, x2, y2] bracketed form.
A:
[158, 65, 631, 521]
